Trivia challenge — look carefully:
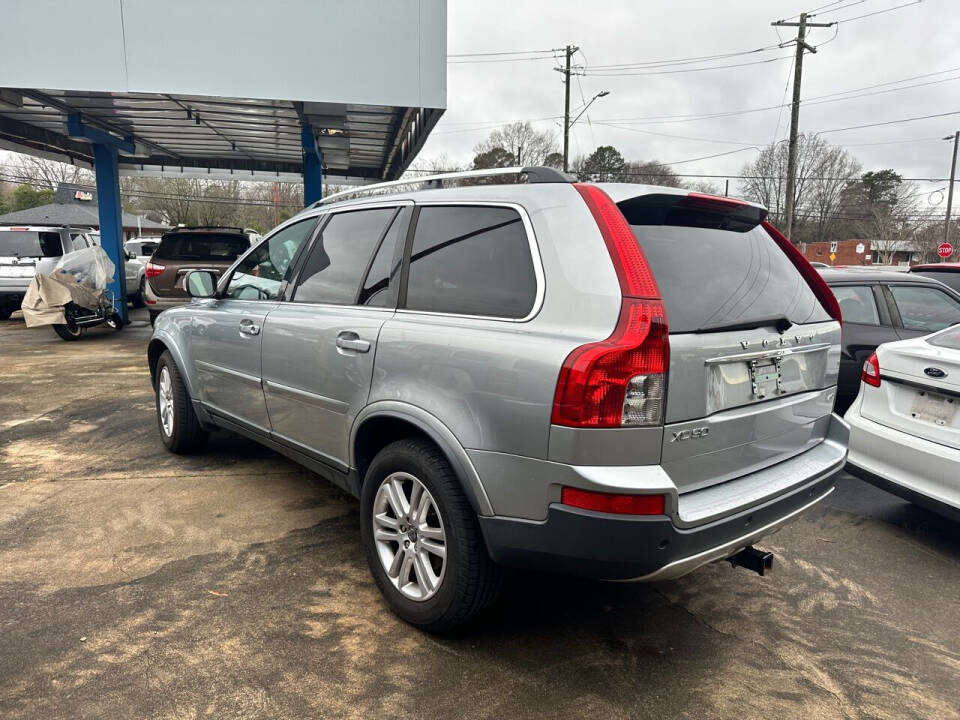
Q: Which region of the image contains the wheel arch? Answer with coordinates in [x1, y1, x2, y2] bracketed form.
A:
[147, 335, 197, 399]
[351, 402, 494, 517]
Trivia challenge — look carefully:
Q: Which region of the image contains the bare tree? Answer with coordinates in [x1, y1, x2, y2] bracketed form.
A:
[621, 160, 684, 188]
[8, 154, 93, 189]
[473, 122, 557, 167]
[807, 145, 861, 243]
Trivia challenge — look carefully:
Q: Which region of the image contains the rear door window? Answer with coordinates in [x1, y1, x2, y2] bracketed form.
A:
[618, 194, 830, 333]
[404, 205, 537, 319]
[293, 207, 398, 305]
[831, 285, 880, 325]
[0, 231, 63, 257]
[154, 233, 250, 261]
[889, 285, 960, 332]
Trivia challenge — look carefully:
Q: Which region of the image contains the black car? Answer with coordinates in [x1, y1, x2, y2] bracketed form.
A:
[821, 268, 960, 413]
[908, 263, 960, 293]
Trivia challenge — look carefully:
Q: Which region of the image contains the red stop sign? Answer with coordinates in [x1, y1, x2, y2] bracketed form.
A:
[938, 242, 953, 258]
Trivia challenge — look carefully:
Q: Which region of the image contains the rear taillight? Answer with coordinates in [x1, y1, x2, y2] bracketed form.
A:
[861, 352, 881, 387]
[145, 262, 165, 279]
[552, 185, 669, 428]
[762, 220, 842, 324]
[561, 487, 666, 515]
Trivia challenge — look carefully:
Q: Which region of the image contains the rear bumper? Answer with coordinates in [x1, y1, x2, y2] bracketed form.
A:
[0, 290, 26, 305]
[477, 414, 848, 581]
[845, 397, 960, 518]
[144, 282, 188, 311]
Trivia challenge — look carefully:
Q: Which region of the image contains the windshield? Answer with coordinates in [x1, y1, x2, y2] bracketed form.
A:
[619, 195, 830, 333]
[0, 231, 63, 258]
[154, 233, 249, 261]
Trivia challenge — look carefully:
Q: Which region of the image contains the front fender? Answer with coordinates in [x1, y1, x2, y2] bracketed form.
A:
[351, 401, 494, 516]
[148, 313, 198, 399]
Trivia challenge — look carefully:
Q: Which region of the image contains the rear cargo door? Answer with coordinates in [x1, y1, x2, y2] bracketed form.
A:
[0, 230, 63, 281]
[615, 192, 840, 494]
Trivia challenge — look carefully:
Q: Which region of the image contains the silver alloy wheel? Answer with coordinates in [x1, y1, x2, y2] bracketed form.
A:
[158, 366, 175, 438]
[372, 471, 447, 601]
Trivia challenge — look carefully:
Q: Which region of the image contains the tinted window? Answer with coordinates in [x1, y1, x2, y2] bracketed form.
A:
[0, 231, 63, 257]
[890, 285, 960, 332]
[912, 270, 960, 294]
[832, 286, 879, 325]
[294, 208, 396, 305]
[359, 210, 406, 307]
[621, 197, 831, 333]
[405, 206, 536, 318]
[154, 233, 249, 261]
[225, 219, 316, 300]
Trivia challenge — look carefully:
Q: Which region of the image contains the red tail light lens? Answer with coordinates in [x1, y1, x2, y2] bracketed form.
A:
[762, 220, 842, 324]
[574, 184, 660, 299]
[861, 352, 881, 387]
[561, 487, 666, 516]
[552, 298, 668, 427]
[145, 262, 165, 279]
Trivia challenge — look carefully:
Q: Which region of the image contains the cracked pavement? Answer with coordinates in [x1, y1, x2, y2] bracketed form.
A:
[2, 310, 959, 719]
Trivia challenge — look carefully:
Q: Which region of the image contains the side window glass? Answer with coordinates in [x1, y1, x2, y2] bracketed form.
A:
[890, 285, 960, 332]
[359, 210, 406, 307]
[70, 233, 87, 252]
[405, 206, 537, 319]
[832, 286, 879, 326]
[293, 208, 396, 305]
[225, 218, 316, 300]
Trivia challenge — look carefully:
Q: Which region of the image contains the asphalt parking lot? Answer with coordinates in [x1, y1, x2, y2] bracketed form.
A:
[2, 310, 959, 720]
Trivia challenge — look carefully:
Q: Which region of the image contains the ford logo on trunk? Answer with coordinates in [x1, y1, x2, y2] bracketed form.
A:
[924, 367, 948, 378]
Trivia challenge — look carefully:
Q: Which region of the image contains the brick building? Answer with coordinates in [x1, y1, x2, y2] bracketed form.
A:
[801, 239, 872, 267]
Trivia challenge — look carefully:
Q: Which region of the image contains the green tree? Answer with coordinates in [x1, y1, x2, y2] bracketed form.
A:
[543, 152, 565, 170]
[578, 145, 625, 182]
[471, 146, 515, 170]
[11, 184, 54, 212]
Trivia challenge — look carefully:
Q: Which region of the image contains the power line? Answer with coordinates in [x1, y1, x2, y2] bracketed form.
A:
[833, 0, 923, 23]
[447, 48, 561, 58]
[818, 110, 960, 133]
[577, 54, 794, 77]
[583, 43, 783, 71]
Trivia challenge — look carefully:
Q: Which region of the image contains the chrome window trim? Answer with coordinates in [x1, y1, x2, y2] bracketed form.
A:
[396, 200, 545, 324]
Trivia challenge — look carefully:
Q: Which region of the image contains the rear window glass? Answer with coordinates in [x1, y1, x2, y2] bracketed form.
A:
[154, 233, 248, 261]
[928, 325, 960, 350]
[405, 206, 537, 319]
[0, 231, 63, 258]
[911, 270, 960, 294]
[619, 196, 830, 333]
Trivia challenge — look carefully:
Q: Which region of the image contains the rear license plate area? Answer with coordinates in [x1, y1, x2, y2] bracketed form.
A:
[911, 390, 957, 426]
[749, 359, 782, 399]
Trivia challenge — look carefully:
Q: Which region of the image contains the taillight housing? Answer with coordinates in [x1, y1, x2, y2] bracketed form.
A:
[552, 185, 669, 428]
[561, 487, 666, 516]
[861, 352, 881, 387]
[762, 220, 843, 324]
[145, 262, 165, 279]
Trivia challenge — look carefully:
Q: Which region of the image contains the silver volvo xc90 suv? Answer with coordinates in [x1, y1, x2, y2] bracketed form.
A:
[148, 167, 849, 631]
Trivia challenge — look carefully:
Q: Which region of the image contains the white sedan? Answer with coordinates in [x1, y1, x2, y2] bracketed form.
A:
[846, 324, 960, 521]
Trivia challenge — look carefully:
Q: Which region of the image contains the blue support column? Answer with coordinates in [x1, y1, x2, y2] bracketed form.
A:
[66, 114, 135, 324]
[301, 123, 324, 207]
[92, 143, 127, 323]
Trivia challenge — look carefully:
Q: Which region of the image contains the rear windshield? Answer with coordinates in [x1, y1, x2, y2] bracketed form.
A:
[140, 242, 158, 256]
[619, 195, 831, 333]
[912, 270, 960, 294]
[0, 231, 63, 258]
[153, 233, 249, 261]
[928, 325, 960, 350]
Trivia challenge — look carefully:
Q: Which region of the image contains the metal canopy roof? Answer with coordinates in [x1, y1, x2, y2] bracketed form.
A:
[0, 89, 441, 183]
[0, 0, 446, 184]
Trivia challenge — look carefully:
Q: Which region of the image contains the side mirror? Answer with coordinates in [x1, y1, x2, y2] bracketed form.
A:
[185, 270, 217, 299]
[126, 250, 137, 260]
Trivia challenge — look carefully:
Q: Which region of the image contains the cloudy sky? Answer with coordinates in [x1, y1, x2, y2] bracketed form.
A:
[422, 0, 959, 201]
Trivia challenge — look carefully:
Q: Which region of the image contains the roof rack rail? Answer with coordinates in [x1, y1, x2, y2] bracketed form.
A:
[170, 225, 246, 233]
[311, 165, 575, 208]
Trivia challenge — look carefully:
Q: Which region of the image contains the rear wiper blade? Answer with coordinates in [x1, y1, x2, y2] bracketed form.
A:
[695, 315, 793, 334]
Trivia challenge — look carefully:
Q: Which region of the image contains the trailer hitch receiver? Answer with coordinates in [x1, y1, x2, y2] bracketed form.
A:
[728, 546, 773, 576]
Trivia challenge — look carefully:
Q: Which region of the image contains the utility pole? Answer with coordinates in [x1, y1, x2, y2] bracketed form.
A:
[945, 131, 959, 246]
[561, 45, 578, 173]
[771, 13, 833, 241]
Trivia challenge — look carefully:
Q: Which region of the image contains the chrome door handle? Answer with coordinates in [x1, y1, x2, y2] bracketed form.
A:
[336, 332, 370, 353]
[239, 319, 260, 336]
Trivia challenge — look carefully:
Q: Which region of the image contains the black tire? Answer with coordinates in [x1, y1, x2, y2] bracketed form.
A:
[53, 322, 83, 341]
[131, 277, 146, 308]
[360, 439, 502, 632]
[155, 350, 208, 454]
[149, 311, 159, 327]
[105, 313, 124, 331]
[0, 306, 12, 321]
